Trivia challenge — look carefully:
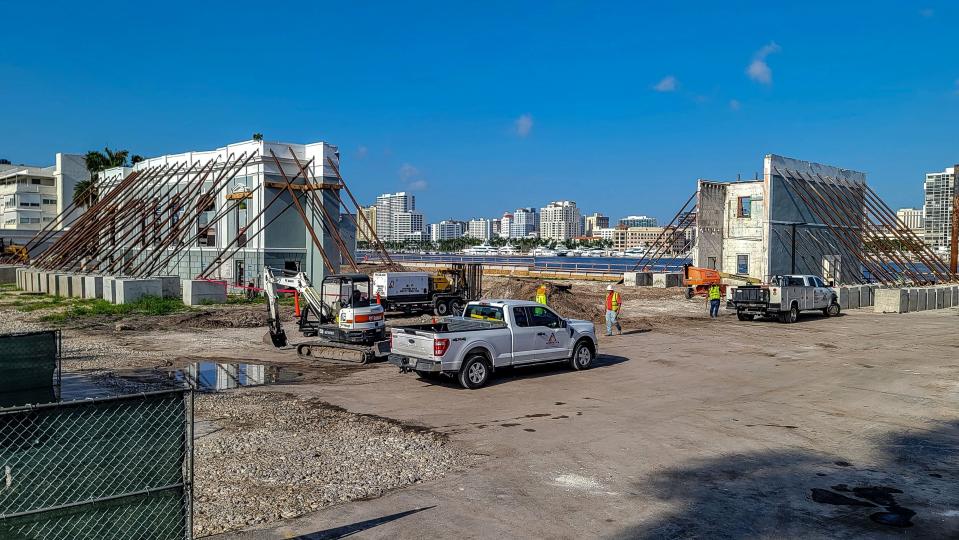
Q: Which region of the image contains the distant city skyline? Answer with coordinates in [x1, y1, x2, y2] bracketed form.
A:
[2, 2, 955, 220]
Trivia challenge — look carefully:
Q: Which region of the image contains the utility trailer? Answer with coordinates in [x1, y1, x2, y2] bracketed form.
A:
[373, 263, 482, 316]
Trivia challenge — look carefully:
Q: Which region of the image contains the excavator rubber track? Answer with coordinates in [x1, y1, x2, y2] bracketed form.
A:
[295, 340, 376, 365]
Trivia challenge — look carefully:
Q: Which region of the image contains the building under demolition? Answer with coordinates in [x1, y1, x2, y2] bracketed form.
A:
[11, 139, 368, 289]
[688, 154, 954, 285]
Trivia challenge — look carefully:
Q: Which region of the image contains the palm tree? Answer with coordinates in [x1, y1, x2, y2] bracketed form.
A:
[252, 133, 264, 141]
[131, 155, 144, 164]
[77, 147, 132, 208]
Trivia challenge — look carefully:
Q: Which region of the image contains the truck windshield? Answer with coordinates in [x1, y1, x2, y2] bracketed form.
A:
[464, 305, 504, 321]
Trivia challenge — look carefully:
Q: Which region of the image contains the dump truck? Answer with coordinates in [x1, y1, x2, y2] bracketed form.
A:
[728, 274, 840, 323]
[372, 263, 482, 316]
[682, 264, 761, 299]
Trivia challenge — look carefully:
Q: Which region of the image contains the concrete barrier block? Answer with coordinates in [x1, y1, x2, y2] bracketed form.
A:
[623, 272, 653, 287]
[38, 272, 49, 294]
[69, 275, 86, 298]
[874, 288, 908, 313]
[47, 273, 62, 296]
[102, 277, 117, 303]
[114, 278, 163, 304]
[13, 267, 24, 288]
[182, 279, 226, 306]
[83, 275, 104, 299]
[935, 288, 946, 310]
[916, 287, 927, 311]
[862, 285, 877, 307]
[652, 273, 682, 288]
[0, 265, 16, 284]
[907, 288, 919, 312]
[156, 276, 182, 299]
[56, 274, 74, 298]
[943, 287, 954, 309]
[925, 288, 937, 311]
[837, 287, 850, 310]
[952, 285, 959, 306]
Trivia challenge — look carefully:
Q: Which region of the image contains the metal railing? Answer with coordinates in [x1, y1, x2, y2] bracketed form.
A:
[362, 252, 691, 275]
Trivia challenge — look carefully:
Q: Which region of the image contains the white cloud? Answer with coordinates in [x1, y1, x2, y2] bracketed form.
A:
[355, 145, 368, 159]
[746, 41, 781, 85]
[919, 8, 934, 17]
[399, 163, 427, 190]
[653, 75, 678, 92]
[514, 113, 533, 137]
[407, 179, 428, 190]
[729, 99, 742, 111]
[399, 163, 419, 180]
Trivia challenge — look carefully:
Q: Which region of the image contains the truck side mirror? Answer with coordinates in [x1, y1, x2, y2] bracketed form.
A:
[560, 319, 568, 328]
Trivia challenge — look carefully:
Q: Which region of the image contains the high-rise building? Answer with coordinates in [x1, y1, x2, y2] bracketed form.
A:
[375, 191, 415, 241]
[540, 200, 582, 241]
[491, 219, 501, 236]
[430, 220, 465, 241]
[357, 205, 377, 243]
[583, 212, 609, 237]
[618, 215, 657, 228]
[467, 219, 493, 241]
[499, 213, 512, 238]
[895, 208, 924, 236]
[391, 210, 424, 242]
[923, 166, 957, 255]
[510, 207, 539, 238]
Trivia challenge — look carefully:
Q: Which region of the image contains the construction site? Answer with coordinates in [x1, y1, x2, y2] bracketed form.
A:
[1, 147, 958, 539]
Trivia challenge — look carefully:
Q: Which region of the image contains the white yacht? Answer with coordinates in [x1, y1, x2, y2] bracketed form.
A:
[498, 244, 519, 256]
[530, 247, 558, 257]
[463, 245, 499, 256]
[623, 246, 652, 258]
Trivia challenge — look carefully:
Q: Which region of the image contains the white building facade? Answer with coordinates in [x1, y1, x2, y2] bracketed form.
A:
[895, 208, 924, 236]
[540, 200, 582, 241]
[375, 192, 415, 242]
[430, 220, 465, 241]
[467, 218, 493, 241]
[510, 207, 539, 238]
[391, 211, 425, 242]
[619, 215, 657, 228]
[0, 154, 89, 231]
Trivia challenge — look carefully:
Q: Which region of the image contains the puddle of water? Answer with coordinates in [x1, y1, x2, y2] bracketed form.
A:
[172, 362, 301, 392]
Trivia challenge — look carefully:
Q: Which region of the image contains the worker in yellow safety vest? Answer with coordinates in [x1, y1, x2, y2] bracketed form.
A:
[535, 284, 548, 305]
[708, 283, 722, 318]
[604, 284, 622, 336]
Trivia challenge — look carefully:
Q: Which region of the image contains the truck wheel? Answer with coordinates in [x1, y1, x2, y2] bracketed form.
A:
[569, 340, 594, 370]
[824, 302, 840, 317]
[450, 299, 465, 315]
[458, 355, 491, 389]
[783, 304, 799, 323]
[434, 300, 450, 316]
[737, 311, 753, 321]
[684, 287, 694, 299]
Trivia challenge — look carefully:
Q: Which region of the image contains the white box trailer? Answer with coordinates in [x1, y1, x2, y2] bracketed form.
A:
[372, 272, 430, 300]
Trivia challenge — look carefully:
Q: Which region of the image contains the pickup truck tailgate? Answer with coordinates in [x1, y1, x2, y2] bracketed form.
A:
[391, 330, 437, 359]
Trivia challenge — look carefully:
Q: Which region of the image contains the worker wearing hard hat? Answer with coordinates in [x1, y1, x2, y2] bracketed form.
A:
[535, 284, 548, 305]
[708, 283, 722, 318]
[604, 284, 622, 336]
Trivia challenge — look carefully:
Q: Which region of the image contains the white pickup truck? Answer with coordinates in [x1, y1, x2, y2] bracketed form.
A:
[728, 274, 841, 323]
[389, 299, 598, 389]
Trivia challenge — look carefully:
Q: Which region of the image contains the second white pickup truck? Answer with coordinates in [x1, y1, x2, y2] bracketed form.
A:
[389, 299, 598, 389]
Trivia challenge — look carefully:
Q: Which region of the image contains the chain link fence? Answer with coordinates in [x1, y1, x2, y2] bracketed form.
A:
[0, 389, 193, 539]
[0, 330, 61, 408]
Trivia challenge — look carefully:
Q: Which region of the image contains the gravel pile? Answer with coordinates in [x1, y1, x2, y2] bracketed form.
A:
[193, 391, 468, 536]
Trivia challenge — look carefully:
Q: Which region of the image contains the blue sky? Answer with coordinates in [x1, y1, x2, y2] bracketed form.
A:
[2, 1, 957, 223]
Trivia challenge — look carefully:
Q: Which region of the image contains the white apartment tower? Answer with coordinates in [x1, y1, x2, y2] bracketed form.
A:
[467, 218, 493, 241]
[510, 207, 539, 238]
[430, 220, 465, 241]
[923, 166, 956, 255]
[540, 200, 582, 241]
[895, 208, 924, 235]
[375, 192, 415, 241]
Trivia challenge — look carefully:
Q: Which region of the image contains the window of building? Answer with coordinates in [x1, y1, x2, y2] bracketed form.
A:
[20, 217, 40, 224]
[42, 198, 56, 205]
[737, 254, 749, 274]
[737, 196, 752, 218]
[20, 202, 40, 208]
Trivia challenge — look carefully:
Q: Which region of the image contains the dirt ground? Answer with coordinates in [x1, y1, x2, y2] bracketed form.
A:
[0, 277, 892, 537]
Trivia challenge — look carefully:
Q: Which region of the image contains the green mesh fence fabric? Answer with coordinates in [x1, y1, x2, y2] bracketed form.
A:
[0, 390, 191, 539]
[0, 331, 59, 408]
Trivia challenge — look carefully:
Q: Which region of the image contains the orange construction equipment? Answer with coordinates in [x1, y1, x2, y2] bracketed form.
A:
[682, 264, 760, 299]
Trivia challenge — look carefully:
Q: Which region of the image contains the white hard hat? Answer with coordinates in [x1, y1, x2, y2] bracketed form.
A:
[606, 284, 614, 291]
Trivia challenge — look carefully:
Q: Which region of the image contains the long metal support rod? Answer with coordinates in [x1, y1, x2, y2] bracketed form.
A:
[325, 157, 398, 269]
[632, 190, 697, 272]
[268, 149, 334, 273]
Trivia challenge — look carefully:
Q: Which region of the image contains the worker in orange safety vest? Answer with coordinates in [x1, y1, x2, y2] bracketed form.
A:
[604, 284, 622, 336]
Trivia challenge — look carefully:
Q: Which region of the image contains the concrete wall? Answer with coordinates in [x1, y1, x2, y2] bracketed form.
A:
[722, 182, 766, 280]
[873, 285, 959, 313]
[765, 154, 867, 285]
[0, 265, 16, 284]
[623, 272, 653, 287]
[653, 273, 682, 288]
[693, 181, 725, 271]
[114, 278, 162, 304]
[83, 275, 103, 299]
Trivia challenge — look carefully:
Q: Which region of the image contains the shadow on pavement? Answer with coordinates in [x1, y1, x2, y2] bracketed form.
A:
[415, 354, 630, 389]
[293, 506, 435, 539]
[608, 421, 959, 539]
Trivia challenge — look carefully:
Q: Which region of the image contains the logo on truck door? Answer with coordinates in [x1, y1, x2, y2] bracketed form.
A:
[546, 334, 558, 345]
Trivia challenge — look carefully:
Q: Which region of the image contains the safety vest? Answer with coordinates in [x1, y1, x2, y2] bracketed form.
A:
[535, 286, 547, 305]
[605, 291, 620, 311]
[708, 285, 722, 300]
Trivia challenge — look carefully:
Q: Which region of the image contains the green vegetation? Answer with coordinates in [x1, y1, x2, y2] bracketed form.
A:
[39, 296, 188, 323]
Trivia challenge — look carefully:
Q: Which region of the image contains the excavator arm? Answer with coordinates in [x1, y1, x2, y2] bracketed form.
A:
[263, 267, 311, 348]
